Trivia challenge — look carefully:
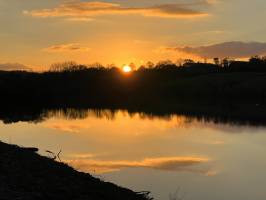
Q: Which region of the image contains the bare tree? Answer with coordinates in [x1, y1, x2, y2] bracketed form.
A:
[213, 57, 220, 65]
[49, 61, 77, 72]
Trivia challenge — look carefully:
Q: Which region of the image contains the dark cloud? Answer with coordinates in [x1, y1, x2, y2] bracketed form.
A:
[169, 41, 266, 58]
[43, 43, 90, 53]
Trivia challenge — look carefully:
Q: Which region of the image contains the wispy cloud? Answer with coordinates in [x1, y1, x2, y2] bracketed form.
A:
[67, 156, 213, 174]
[43, 43, 90, 53]
[42, 119, 91, 133]
[24, 1, 209, 20]
[66, 17, 94, 22]
[168, 41, 266, 59]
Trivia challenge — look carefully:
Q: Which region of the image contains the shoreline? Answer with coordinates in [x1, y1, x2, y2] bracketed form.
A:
[0, 141, 151, 200]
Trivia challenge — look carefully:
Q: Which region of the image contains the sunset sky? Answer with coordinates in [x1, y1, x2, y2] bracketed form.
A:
[1, 0, 266, 71]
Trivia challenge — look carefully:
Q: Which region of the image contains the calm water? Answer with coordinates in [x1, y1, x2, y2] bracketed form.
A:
[1, 109, 266, 200]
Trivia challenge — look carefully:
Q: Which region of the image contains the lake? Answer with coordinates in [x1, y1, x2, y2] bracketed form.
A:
[1, 108, 266, 200]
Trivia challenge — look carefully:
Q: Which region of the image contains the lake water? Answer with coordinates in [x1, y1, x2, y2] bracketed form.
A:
[1, 108, 266, 200]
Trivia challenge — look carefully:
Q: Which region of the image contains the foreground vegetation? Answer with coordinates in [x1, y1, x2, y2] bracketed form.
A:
[0, 141, 151, 200]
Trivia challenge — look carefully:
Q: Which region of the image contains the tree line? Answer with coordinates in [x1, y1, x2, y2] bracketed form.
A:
[47, 55, 266, 73]
[1, 56, 266, 107]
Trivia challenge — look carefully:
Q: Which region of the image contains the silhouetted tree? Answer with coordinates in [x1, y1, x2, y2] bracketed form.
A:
[145, 61, 155, 69]
[155, 60, 176, 70]
[50, 61, 77, 72]
[249, 56, 263, 65]
[138, 65, 146, 71]
[222, 58, 229, 68]
[213, 58, 220, 66]
[183, 59, 195, 67]
[88, 62, 105, 70]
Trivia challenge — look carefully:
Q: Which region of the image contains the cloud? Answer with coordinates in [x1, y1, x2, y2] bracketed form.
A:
[0, 63, 32, 71]
[43, 43, 90, 53]
[42, 119, 91, 133]
[67, 153, 95, 159]
[44, 123, 83, 133]
[168, 41, 266, 59]
[24, 1, 209, 19]
[67, 156, 212, 174]
[66, 17, 94, 22]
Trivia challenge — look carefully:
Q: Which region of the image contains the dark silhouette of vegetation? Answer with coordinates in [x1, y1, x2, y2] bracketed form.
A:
[1, 56, 266, 108]
[0, 141, 151, 200]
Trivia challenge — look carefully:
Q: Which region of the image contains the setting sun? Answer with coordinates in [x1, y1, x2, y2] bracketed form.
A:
[122, 65, 132, 73]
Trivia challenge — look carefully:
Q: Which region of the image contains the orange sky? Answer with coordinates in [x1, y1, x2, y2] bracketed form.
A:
[1, 0, 266, 71]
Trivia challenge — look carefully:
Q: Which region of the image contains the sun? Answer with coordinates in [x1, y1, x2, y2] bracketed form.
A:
[122, 65, 132, 73]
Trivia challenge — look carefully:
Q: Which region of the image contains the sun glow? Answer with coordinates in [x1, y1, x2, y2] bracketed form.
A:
[122, 65, 132, 73]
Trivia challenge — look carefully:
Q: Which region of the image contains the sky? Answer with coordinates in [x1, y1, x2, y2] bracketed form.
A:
[1, 0, 266, 71]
